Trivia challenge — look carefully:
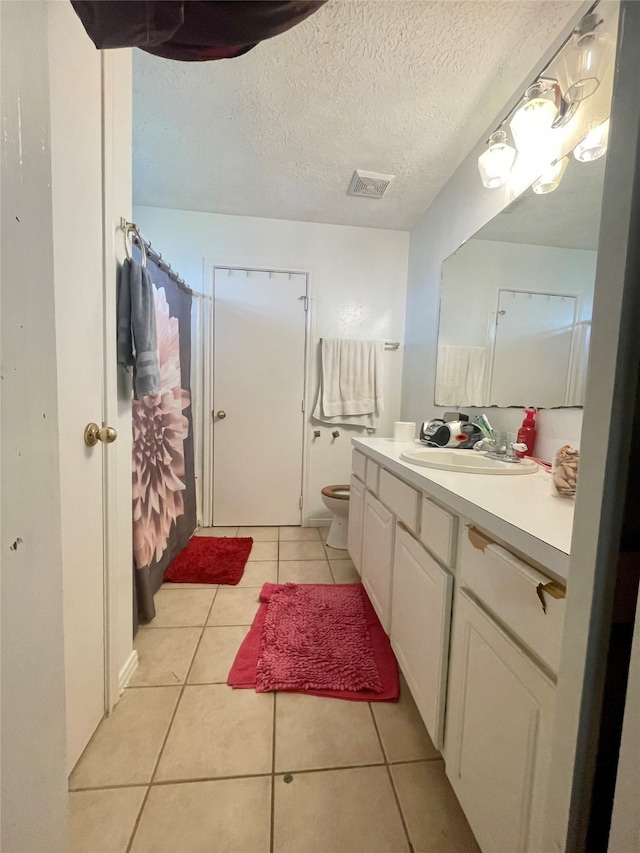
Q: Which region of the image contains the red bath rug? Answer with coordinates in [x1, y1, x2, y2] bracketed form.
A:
[228, 583, 399, 701]
[163, 536, 253, 585]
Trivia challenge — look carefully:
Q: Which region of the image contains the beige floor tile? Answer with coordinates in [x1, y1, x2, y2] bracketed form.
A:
[130, 777, 271, 853]
[236, 560, 278, 588]
[140, 589, 215, 628]
[69, 687, 180, 789]
[372, 677, 441, 762]
[275, 693, 384, 772]
[329, 559, 360, 584]
[319, 525, 329, 541]
[188, 626, 249, 684]
[155, 685, 274, 781]
[279, 540, 326, 561]
[273, 766, 409, 853]
[131, 627, 201, 687]
[161, 582, 218, 590]
[194, 526, 238, 537]
[238, 526, 279, 541]
[69, 786, 147, 853]
[323, 542, 351, 560]
[248, 540, 279, 561]
[391, 761, 480, 853]
[208, 587, 261, 626]
[279, 526, 321, 541]
[277, 560, 333, 584]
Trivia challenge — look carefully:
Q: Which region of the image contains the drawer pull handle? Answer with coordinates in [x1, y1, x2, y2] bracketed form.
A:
[468, 527, 492, 552]
[536, 580, 566, 614]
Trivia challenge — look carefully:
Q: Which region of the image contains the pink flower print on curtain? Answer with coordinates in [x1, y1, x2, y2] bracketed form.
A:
[132, 284, 191, 570]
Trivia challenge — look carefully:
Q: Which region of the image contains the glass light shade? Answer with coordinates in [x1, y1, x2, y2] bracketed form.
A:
[555, 14, 613, 103]
[510, 85, 558, 152]
[532, 156, 569, 194]
[574, 119, 609, 162]
[478, 131, 517, 189]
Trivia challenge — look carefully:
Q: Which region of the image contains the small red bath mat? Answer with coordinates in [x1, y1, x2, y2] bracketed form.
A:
[228, 583, 399, 702]
[163, 536, 253, 585]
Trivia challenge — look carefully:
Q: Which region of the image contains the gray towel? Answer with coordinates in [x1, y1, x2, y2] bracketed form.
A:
[117, 258, 161, 399]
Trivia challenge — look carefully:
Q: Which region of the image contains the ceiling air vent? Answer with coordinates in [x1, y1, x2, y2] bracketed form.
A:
[347, 170, 395, 198]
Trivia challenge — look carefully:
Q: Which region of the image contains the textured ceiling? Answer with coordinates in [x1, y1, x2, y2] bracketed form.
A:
[475, 155, 606, 250]
[133, 0, 584, 230]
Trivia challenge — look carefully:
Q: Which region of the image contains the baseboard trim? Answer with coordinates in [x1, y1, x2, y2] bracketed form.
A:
[309, 517, 331, 527]
[118, 650, 139, 694]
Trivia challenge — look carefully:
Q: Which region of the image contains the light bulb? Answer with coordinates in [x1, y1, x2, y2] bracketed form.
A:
[510, 83, 558, 153]
[573, 119, 609, 162]
[555, 13, 613, 103]
[532, 157, 569, 194]
[477, 131, 517, 189]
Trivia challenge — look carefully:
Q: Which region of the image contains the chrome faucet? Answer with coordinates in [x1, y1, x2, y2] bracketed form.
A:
[474, 436, 528, 463]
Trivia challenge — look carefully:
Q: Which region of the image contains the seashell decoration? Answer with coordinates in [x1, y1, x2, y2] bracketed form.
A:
[552, 445, 579, 497]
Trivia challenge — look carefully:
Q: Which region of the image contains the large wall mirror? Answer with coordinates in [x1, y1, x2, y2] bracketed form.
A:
[436, 154, 606, 408]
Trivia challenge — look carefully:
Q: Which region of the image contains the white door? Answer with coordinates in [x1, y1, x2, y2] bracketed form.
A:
[490, 289, 577, 406]
[445, 590, 556, 853]
[49, 2, 108, 773]
[212, 268, 307, 526]
[390, 526, 453, 749]
[361, 491, 395, 631]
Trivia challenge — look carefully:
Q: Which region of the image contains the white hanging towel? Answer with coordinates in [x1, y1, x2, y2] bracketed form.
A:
[313, 338, 385, 428]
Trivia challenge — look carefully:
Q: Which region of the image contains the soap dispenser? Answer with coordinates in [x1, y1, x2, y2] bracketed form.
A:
[516, 408, 537, 458]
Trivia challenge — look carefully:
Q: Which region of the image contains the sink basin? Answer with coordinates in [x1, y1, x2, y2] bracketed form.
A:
[400, 448, 539, 475]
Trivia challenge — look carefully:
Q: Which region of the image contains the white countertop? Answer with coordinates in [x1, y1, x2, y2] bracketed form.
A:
[352, 438, 574, 582]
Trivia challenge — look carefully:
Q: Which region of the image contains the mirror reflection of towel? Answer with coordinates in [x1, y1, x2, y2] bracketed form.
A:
[313, 339, 384, 428]
[435, 345, 486, 407]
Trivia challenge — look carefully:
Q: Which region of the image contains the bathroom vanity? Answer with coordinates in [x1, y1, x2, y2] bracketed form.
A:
[349, 437, 572, 853]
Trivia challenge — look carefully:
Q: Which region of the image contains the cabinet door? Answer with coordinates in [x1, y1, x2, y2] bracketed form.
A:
[347, 475, 365, 575]
[391, 526, 453, 750]
[361, 491, 394, 632]
[445, 590, 556, 853]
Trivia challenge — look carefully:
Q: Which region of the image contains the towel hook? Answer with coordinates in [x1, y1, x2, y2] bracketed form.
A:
[123, 223, 147, 268]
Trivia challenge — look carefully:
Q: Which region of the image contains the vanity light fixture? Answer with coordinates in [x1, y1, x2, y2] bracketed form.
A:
[555, 12, 613, 103]
[532, 156, 569, 194]
[509, 82, 560, 153]
[573, 118, 610, 162]
[477, 131, 517, 189]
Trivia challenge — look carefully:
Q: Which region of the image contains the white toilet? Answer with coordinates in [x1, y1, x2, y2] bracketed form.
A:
[321, 484, 350, 550]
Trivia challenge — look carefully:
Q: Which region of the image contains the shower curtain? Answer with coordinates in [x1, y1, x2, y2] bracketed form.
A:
[130, 250, 197, 625]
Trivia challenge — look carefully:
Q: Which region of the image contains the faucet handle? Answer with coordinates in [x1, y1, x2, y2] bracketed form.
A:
[511, 443, 528, 453]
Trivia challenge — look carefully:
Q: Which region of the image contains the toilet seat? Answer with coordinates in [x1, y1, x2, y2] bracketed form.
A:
[321, 484, 350, 500]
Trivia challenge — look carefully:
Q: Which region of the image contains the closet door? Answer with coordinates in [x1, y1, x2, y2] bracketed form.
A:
[212, 268, 307, 526]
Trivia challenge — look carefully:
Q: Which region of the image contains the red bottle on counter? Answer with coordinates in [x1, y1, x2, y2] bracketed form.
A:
[516, 408, 537, 458]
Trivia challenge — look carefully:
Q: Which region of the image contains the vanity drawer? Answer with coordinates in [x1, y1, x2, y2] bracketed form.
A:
[366, 460, 380, 494]
[459, 527, 566, 674]
[379, 469, 419, 532]
[419, 497, 457, 567]
[352, 450, 367, 483]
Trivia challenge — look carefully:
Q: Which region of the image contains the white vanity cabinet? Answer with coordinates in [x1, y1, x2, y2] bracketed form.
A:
[390, 525, 453, 749]
[445, 590, 556, 853]
[347, 474, 365, 575]
[361, 490, 394, 632]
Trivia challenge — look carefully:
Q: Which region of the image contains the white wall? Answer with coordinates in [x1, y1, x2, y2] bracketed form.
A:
[133, 206, 409, 522]
[0, 2, 68, 849]
[401, 2, 616, 461]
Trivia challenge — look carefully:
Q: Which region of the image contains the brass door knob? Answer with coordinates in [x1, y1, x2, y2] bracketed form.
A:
[84, 423, 118, 447]
[216, 410, 227, 420]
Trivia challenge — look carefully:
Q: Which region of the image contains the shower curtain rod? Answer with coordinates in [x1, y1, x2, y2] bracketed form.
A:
[120, 217, 193, 296]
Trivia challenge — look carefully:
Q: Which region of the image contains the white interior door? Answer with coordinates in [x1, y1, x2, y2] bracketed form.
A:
[213, 268, 307, 526]
[49, 2, 107, 773]
[489, 289, 577, 406]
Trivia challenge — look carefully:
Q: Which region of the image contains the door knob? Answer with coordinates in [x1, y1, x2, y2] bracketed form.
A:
[84, 423, 118, 447]
[216, 410, 227, 420]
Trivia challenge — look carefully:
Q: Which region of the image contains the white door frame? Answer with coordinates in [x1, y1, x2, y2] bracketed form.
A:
[200, 264, 312, 528]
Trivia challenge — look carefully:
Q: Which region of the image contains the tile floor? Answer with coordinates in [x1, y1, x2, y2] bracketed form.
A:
[68, 526, 479, 853]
